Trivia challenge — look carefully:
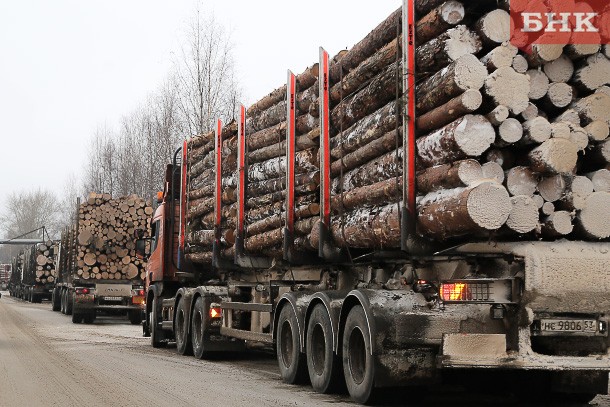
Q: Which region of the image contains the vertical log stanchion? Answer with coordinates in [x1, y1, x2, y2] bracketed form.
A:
[213, 119, 224, 268]
[401, 0, 416, 251]
[318, 47, 334, 259]
[283, 71, 297, 261]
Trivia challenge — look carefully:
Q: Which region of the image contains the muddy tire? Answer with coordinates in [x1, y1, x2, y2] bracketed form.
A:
[66, 293, 73, 316]
[175, 297, 193, 356]
[191, 296, 209, 359]
[51, 288, 61, 312]
[129, 310, 141, 325]
[342, 305, 376, 405]
[306, 304, 343, 393]
[83, 313, 95, 324]
[276, 304, 307, 384]
[71, 312, 83, 324]
[150, 295, 165, 348]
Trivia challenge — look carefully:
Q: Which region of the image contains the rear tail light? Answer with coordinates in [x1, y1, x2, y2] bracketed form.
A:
[131, 289, 145, 296]
[439, 279, 516, 304]
[209, 306, 222, 319]
[75, 288, 91, 295]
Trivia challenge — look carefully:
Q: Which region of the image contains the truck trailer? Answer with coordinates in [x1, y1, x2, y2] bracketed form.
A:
[52, 193, 152, 324]
[8, 243, 57, 303]
[141, 1, 610, 404]
[0, 264, 11, 290]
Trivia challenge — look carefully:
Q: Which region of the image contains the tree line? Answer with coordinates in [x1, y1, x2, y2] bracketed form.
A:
[0, 11, 239, 261]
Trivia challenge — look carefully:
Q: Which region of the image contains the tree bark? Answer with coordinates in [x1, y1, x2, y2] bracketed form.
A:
[416, 114, 495, 168]
[330, 101, 398, 159]
[416, 25, 482, 73]
[416, 159, 482, 194]
[415, 54, 487, 114]
[331, 177, 401, 213]
[330, 62, 400, 133]
[416, 1, 465, 45]
[416, 89, 482, 133]
[328, 7, 402, 83]
[417, 181, 511, 239]
[331, 127, 402, 177]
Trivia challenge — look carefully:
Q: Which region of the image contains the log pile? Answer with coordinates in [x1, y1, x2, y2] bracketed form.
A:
[73, 193, 152, 280]
[185, 2, 610, 264]
[310, 2, 610, 249]
[184, 123, 239, 264]
[22, 242, 58, 285]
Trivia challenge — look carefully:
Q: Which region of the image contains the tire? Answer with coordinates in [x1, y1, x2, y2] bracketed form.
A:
[150, 295, 165, 348]
[276, 304, 307, 384]
[306, 304, 343, 393]
[72, 312, 83, 324]
[83, 313, 95, 324]
[129, 310, 141, 325]
[175, 297, 193, 356]
[60, 290, 66, 314]
[66, 293, 73, 315]
[342, 305, 376, 405]
[191, 297, 209, 359]
[52, 288, 61, 312]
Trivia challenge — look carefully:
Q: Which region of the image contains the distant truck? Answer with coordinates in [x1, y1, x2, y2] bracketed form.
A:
[52, 193, 152, 324]
[0, 264, 11, 290]
[19, 242, 57, 303]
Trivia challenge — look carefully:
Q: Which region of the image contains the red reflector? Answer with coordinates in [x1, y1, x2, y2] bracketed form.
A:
[209, 307, 221, 319]
[139, 290, 145, 296]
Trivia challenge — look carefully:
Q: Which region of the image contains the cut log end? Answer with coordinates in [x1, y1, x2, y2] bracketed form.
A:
[467, 182, 512, 230]
[506, 195, 539, 233]
[577, 192, 610, 239]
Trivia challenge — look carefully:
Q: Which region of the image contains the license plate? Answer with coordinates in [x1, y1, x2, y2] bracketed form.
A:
[539, 319, 597, 333]
[104, 296, 122, 301]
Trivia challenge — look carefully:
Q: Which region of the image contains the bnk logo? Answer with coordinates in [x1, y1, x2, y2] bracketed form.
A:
[510, 0, 609, 49]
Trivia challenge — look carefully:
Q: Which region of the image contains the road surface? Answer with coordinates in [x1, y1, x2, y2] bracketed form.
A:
[0, 292, 609, 407]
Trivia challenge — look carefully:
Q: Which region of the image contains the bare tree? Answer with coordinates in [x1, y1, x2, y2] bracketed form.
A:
[0, 189, 60, 239]
[175, 9, 241, 136]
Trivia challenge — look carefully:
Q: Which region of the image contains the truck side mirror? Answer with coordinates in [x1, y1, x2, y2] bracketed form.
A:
[135, 239, 149, 260]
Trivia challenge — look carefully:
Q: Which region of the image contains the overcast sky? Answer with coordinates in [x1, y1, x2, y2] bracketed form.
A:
[0, 1, 400, 220]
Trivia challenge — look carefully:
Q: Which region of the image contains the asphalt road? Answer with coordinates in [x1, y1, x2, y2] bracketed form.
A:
[1, 292, 609, 407]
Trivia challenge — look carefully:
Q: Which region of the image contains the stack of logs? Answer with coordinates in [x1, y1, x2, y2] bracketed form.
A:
[310, 2, 610, 248]
[22, 242, 58, 284]
[185, 123, 239, 264]
[185, 1, 610, 263]
[74, 193, 152, 280]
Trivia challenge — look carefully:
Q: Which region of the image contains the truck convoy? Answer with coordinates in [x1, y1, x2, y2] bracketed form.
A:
[51, 193, 152, 324]
[0, 264, 11, 290]
[7, 243, 57, 302]
[140, 1, 610, 404]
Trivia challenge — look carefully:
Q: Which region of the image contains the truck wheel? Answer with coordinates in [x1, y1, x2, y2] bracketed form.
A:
[84, 313, 95, 324]
[150, 295, 165, 348]
[191, 297, 209, 359]
[129, 310, 141, 325]
[72, 312, 83, 324]
[276, 304, 307, 384]
[175, 297, 193, 356]
[60, 290, 66, 314]
[52, 288, 61, 311]
[342, 305, 376, 405]
[66, 293, 73, 315]
[306, 304, 343, 393]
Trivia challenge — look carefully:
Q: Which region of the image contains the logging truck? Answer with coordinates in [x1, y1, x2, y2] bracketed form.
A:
[8, 243, 57, 303]
[140, 1, 610, 404]
[0, 264, 11, 290]
[51, 194, 152, 324]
